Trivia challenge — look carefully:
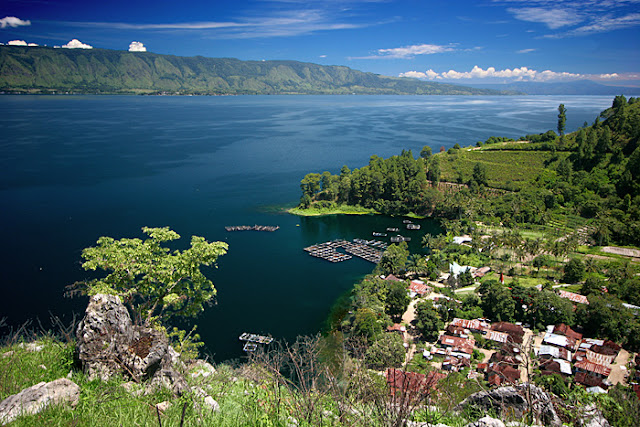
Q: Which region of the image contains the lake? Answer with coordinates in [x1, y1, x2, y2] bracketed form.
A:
[0, 95, 614, 361]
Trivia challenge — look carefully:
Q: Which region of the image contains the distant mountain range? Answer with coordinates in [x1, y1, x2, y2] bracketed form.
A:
[465, 80, 640, 95]
[0, 46, 510, 96]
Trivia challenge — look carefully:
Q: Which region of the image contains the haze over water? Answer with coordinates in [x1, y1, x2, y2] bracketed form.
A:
[0, 95, 614, 361]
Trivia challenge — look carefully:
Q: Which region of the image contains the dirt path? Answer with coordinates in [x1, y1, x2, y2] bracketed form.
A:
[609, 349, 631, 385]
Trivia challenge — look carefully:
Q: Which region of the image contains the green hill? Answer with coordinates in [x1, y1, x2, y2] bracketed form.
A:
[0, 46, 511, 95]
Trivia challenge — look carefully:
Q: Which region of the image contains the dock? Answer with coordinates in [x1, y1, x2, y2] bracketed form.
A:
[225, 225, 280, 232]
[239, 332, 274, 351]
[304, 239, 386, 264]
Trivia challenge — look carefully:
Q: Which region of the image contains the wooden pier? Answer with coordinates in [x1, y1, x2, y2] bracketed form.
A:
[225, 225, 280, 232]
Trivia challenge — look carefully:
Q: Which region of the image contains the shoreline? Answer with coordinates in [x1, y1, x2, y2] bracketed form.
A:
[287, 205, 428, 219]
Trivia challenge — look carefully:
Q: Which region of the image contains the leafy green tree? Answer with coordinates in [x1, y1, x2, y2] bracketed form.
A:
[353, 308, 384, 340]
[472, 162, 488, 187]
[77, 227, 228, 325]
[378, 241, 409, 276]
[479, 280, 515, 322]
[386, 282, 410, 319]
[420, 145, 432, 159]
[563, 258, 586, 283]
[557, 104, 567, 137]
[300, 173, 321, 197]
[414, 301, 443, 341]
[365, 333, 406, 370]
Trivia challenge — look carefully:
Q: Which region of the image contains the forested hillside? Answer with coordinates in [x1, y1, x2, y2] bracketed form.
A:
[296, 96, 640, 246]
[0, 46, 508, 95]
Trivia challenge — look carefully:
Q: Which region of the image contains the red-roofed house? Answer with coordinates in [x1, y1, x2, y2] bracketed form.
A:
[386, 324, 407, 334]
[553, 323, 583, 341]
[558, 290, 589, 305]
[450, 318, 487, 333]
[408, 280, 432, 298]
[487, 363, 521, 386]
[574, 360, 612, 378]
[491, 322, 524, 344]
[385, 368, 446, 397]
[439, 335, 475, 355]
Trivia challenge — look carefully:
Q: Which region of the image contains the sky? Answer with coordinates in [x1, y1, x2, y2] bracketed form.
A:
[1, 0, 639, 86]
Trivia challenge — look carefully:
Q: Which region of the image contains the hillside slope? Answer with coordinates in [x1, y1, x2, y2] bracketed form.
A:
[0, 46, 510, 95]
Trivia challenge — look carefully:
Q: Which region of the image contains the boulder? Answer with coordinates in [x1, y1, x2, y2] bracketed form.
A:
[456, 384, 561, 427]
[75, 294, 189, 395]
[0, 378, 80, 424]
[575, 404, 610, 427]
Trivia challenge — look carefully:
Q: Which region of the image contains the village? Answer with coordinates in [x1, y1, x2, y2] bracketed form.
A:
[381, 269, 640, 398]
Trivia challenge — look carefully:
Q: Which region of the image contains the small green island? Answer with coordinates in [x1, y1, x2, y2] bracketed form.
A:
[3, 96, 640, 426]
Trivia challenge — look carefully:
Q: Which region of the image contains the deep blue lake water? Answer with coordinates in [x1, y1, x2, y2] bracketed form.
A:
[0, 95, 614, 361]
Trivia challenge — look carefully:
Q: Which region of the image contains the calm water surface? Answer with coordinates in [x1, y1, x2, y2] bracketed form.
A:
[0, 95, 613, 361]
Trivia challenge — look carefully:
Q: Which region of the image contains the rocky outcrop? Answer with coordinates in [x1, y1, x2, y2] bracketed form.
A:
[574, 404, 610, 427]
[75, 293, 185, 394]
[456, 384, 561, 427]
[0, 378, 80, 424]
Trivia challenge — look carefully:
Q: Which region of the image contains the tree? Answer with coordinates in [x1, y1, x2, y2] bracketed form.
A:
[557, 104, 567, 137]
[378, 241, 409, 276]
[365, 333, 406, 370]
[472, 162, 488, 187]
[414, 301, 443, 341]
[353, 308, 384, 340]
[386, 282, 410, 319]
[420, 145, 432, 160]
[77, 227, 228, 325]
[563, 258, 585, 283]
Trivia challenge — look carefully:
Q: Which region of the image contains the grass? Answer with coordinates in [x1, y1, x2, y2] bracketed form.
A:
[438, 150, 569, 191]
[288, 204, 377, 217]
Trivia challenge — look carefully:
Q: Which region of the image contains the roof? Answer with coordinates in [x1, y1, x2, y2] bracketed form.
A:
[553, 323, 583, 340]
[384, 274, 403, 282]
[451, 318, 488, 332]
[385, 368, 446, 396]
[485, 330, 510, 343]
[473, 266, 491, 278]
[487, 364, 521, 385]
[386, 324, 407, 333]
[586, 349, 616, 366]
[575, 372, 608, 388]
[575, 360, 612, 377]
[558, 290, 589, 305]
[543, 332, 577, 351]
[409, 280, 432, 296]
[538, 345, 571, 361]
[449, 261, 472, 278]
[439, 335, 474, 354]
[453, 236, 472, 245]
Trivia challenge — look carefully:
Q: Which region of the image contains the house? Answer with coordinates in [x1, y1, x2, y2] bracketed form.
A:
[438, 335, 475, 355]
[487, 363, 521, 386]
[575, 372, 609, 389]
[553, 323, 583, 341]
[442, 355, 471, 372]
[538, 344, 572, 362]
[386, 324, 407, 334]
[485, 330, 510, 344]
[491, 322, 524, 344]
[408, 280, 432, 298]
[558, 290, 589, 305]
[449, 262, 474, 278]
[473, 266, 491, 278]
[446, 324, 469, 338]
[489, 351, 521, 368]
[453, 236, 472, 245]
[543, 332, 578, 352]
[385, 368, 446, 396]
[574, 360, 612, 379]
[450, 318, 488, 333]
[539, 358, 573, 376]
[383, 274, 403, 282]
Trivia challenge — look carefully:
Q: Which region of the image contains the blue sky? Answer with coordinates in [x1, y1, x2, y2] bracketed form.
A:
[2, 0, 639, 85]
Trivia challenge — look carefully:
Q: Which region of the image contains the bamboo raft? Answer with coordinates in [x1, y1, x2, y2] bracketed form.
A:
[225, 225, 280, 232]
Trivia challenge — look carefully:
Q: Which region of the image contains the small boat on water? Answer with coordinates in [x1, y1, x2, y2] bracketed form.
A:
[403, 219, 413, 224]
[372, 232, 387, 237]
[406, 224, 421, 230]
[386, 227, 399, 232]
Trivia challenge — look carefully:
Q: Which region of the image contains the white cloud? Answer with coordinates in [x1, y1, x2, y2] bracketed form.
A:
[27, 43, 38, 46]
[599, 73, 619, 79]
[507, 7, 583, 29]
[62, 39, 93, 49]
[354, 43, 455, 60]
[401, 65, 586, 82]
[0, 16, 31, 29]
[319, 54, 327, 58]
[7, 40, 27, 46]
[548, 12, 640, 37]
[128, 41, 146, 52]
[517, 48, 537, 53]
